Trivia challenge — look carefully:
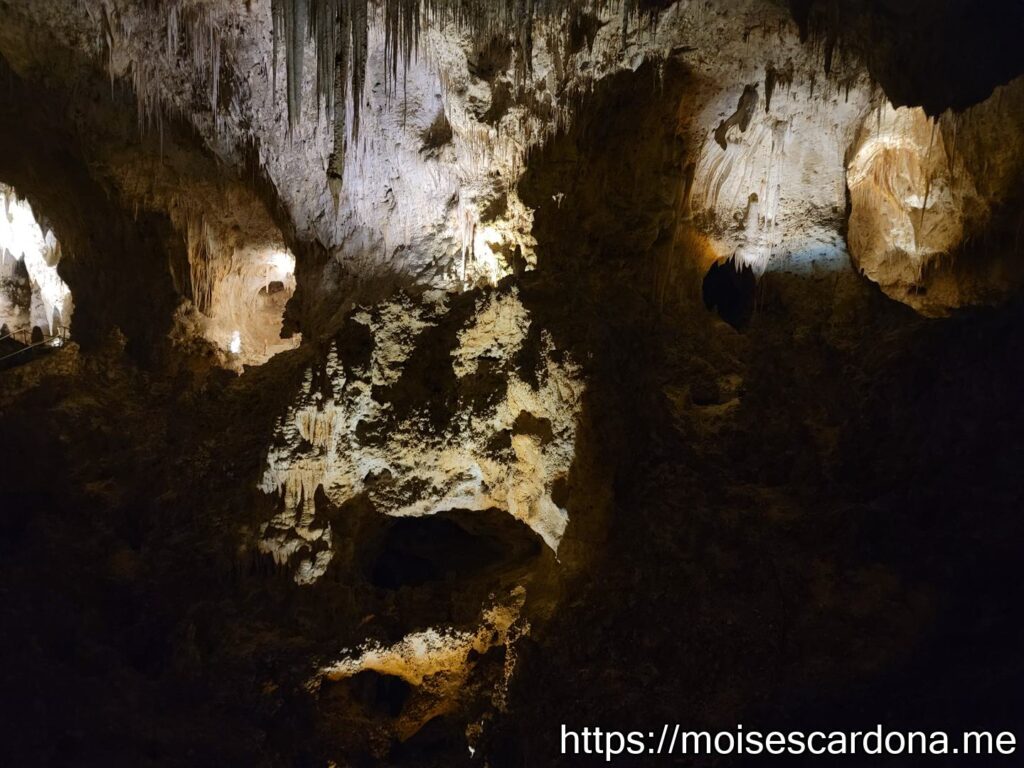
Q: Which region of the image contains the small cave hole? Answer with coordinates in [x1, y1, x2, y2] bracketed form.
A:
[512, 411, 554, 443]
[345, 670, 412, 718]
[568, 11, 604, 54]
[367, 510, 542, 590]
[467, 35, 513, 82]
[258, 280, 286, 296]
[703, 258, 757, 329]
[420, 110, 453, 155]
[481, 81, 513, 126]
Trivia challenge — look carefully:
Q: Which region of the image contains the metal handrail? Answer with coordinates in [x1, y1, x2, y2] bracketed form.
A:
[0, 325, 70, 364]
[0, 327, 51, 344]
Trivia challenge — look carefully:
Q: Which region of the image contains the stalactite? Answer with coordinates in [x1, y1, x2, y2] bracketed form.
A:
[167, 4, 180, 59]
[312, 0, 339, 118]
[187, 217, 216, 315]
[211, 32, 222, 115]
[99, 2, 227, 144]
[101, 4, 118, 95]
[514, 0, 534, 84]
[328, 0, 352, 185]
[350, 0, 369, 142]
[947, 112, 959, 188]
[383, 0, 420, 95]
[132, 58, 164, 141]
[276, 0, 652, 185]
[272, 0, 283, 102]
[272, 0, 309, 131]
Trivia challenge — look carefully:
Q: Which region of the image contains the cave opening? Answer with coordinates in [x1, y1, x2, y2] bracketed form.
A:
[345, 670, 413, 718]
[0, 184, 73, 367]
[367, 509, 543, 590]
[702, 257, 757, 329]
[196, 244, 299, 366]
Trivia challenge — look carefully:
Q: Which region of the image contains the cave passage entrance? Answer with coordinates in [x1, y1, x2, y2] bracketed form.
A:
[189, 243, 299, 367]
[703, 258, 756, 329]
[0, 184, 73, 364]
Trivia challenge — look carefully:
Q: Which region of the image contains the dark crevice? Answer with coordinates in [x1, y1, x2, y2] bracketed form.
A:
[366, 508, 543, 591]
[703, 258, 757, 329]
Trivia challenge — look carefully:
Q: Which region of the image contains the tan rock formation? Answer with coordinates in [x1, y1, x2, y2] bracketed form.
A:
[847, 78, 1024, 314]
[259, 286, 584, 583]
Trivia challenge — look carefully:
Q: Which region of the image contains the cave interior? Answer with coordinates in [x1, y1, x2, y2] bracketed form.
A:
[1, 0, 1023, 765]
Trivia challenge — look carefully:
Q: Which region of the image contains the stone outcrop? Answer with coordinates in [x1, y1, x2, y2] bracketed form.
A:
[259, 286, 584, 584]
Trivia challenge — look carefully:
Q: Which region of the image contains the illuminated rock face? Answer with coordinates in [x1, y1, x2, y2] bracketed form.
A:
[104, 161, 301, 365]
[185, 237, 300, 367]
[0, 186, 73, 342]
[0, 1, 875, 332]
[2, 0, 1021, 341]
[674, 10, 873, 277]
[847, 104, 972, 311]
[847, 79, 1024, 314]
[315, 588, 528, 751]
[259, 286, 584, 584]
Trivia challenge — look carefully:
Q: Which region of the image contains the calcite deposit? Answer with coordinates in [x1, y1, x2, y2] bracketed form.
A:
[847, 79, 1024, 314]
[2, 0, 1021, 329]
[259, 286, 584, 583]
[315, 588, 528, 748]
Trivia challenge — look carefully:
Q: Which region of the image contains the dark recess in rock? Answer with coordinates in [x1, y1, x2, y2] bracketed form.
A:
[714, 84, 759, 150]
[703, 258, 758, 329]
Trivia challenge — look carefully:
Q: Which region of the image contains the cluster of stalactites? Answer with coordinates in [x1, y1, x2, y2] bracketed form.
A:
[186, 216, 217, 315]
[94, 0, 228, 153]
[272, 0, 368, 181]
[271, 0, 658, 183]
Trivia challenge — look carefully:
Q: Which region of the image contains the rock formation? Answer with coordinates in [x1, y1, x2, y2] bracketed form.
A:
[259, 286, 583, 583]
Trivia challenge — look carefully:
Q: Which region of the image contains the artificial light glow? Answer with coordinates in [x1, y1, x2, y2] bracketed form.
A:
[471, 225, 511, 285]
[229, 330, 242, 354]
[268, 250, 295, 277]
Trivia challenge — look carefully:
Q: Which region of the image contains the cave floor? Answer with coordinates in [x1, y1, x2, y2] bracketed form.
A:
[1, 267, 1022, 767]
